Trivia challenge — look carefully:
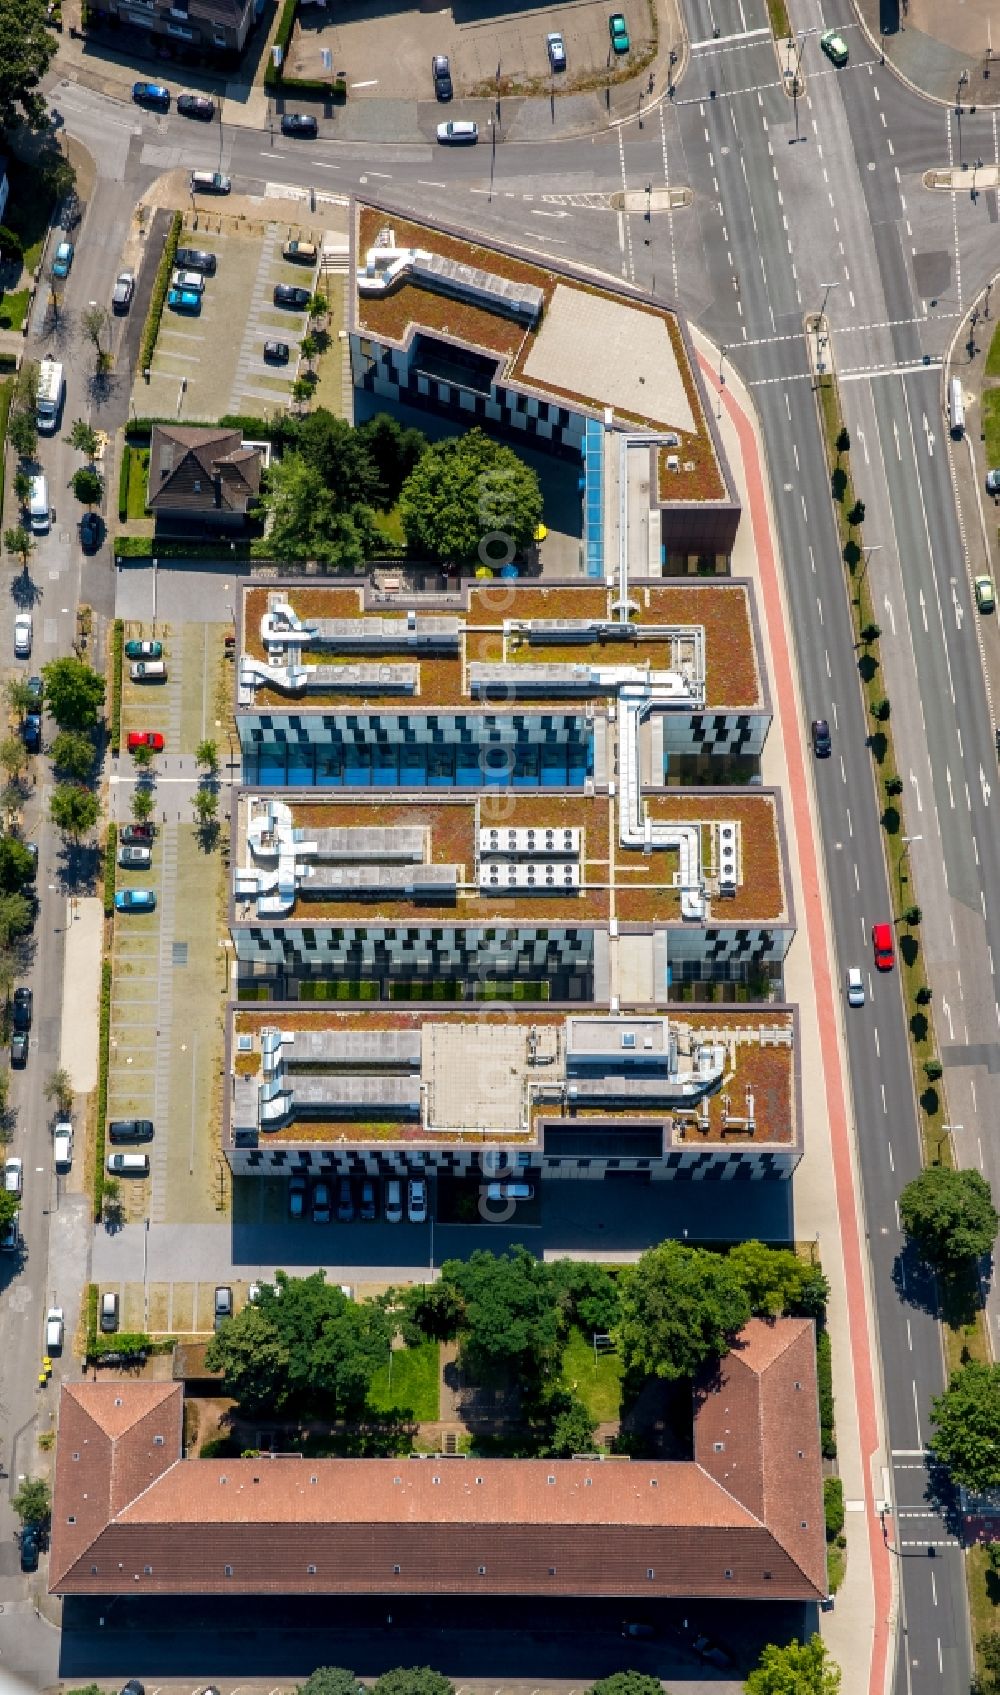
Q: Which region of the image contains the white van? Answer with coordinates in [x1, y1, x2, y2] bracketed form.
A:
[130, 660, 167, 682]
[28, 474, 50, 534]
[949, 376, 965, 438]
[190, 170, 231, 194]
[36, 357, 64, 434]
[107, 1151, 150, 1177]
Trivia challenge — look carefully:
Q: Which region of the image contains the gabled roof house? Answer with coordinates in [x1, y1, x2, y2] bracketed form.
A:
[147, 424, 262, 529]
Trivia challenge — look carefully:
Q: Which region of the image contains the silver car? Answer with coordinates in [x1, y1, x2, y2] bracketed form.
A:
[119, 844, 153, 869]
[436, 120, 478, 144]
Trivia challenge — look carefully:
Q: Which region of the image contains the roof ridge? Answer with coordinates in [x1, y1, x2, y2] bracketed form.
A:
[691, 1460, 767, 1530]
[114, 1454, 186, 1521]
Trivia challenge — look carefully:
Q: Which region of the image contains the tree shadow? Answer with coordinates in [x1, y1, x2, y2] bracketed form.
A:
[9, 572, 43, 610]
[891, 1242, 940, 1315]
[55, 840, 100, 894]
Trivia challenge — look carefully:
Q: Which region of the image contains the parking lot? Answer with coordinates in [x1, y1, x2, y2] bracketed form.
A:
[109, 621, 231, 1229]
[288, 0, 654, 101]
[141, 214, 322, 422]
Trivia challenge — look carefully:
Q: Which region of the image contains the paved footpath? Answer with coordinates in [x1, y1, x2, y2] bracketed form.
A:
[690, 327, 892, 1695]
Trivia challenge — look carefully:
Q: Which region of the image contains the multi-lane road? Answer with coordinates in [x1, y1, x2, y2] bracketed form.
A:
[8, 5, 1000, 1691]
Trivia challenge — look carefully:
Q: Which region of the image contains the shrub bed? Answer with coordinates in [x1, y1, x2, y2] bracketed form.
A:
[817, 1326, 836, 1458]
[139, 211, 183, 373]
[111, 619, 123, 753]
[264, 0, 299, 88]
[94, 959, 113, 1220]
[115, 535, 255, 560]
[103, 823, 117, 916]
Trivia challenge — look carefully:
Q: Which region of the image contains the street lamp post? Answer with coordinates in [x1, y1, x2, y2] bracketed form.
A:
[899, 833, 923, 897]
[856, 542, 882, 599]
[956, 70, 969, 168]
[815, 280, 839, 370]
[645, 181, 652, 221]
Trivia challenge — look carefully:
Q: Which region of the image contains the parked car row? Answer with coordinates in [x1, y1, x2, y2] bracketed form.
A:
[288, 1174, 427, 1224]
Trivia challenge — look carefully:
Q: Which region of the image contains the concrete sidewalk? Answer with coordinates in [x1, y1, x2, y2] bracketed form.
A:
[59, 895, 102, 1094]
[690, 325, 892, 1695]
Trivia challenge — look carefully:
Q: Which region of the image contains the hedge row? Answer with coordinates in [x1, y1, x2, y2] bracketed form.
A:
[94, 959, 113, 1221]
[115, 535, 254, 560]
[139, 210, 183, 373]
[271, 73, 347, 100]
[126, 412, 282, 441]
[86, 1282, 99, 1354]
[817, 1326, 836, 1458]
[103, 823, 117, 917]
[111, 619, 123, 753]
[264, 0, 298, 87]
[88, 1331, 152, 1361]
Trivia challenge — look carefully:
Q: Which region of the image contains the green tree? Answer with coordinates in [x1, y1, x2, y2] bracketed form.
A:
[726, 1240, 829, 1319]
[193, 786, 218, 827]
[847, 498, 866, 528]
[51, 730, 95, 782]
[296, 1672, 363, 1695]
[399, 429, 542, 566]
[899, 1167, 998, 1274]
[262, 456, 370, 571]
[45, 1067, 74, 1115]
[50, 783, 99, 838]
[931, 1361, 1000, 1492]
[617, 1240, 751, 1381]
[204, 1304, 290, 1414]
[4, 525, 33, 569]
[0, 736, 28, 783]
[65, 419, 100, 458]
[0, 225, 23, 261]
[286, 411, 380, 510]
[130, 787, 154, 823]
[5, 678, 36, 720]
[72, 465, 103, 508]
[357, 412, 426, 506]
[438, 1247, 561, 1381]
[131, 742, 155, 770]
[0, 1187, 18, 1230]
[80, 304, 110, 358]
[586, 1677, 667, 1695]
[13, 469, 30, 507]
[536, 1388, 598, 1457]
[398, 1278, 465, 1345]
[745, 1635, 840, 1695]
[195, 739, 218, 772]
[835, 425, 851, 455]
[42, 656, 105, 730]
[0, 0, 56, 129]
[0, 891, 32, 947]
[8, 408, 37, 461]
[12, 1476, 50, 1528]
[548, 1258, 620, 1334]
[370, 1670, 454, 1695]
[0, 835, 35, 893]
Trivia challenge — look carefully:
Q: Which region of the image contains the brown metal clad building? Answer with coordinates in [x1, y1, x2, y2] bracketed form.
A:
[48, 1318, 827, 1602]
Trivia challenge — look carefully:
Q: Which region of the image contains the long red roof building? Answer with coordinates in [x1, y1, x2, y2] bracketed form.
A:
[48, 1317, 827, 1602]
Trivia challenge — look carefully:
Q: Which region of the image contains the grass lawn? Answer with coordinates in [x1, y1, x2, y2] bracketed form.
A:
[985, 388, 1000, 471]
[985, 323, 1000, 380]
[375, 503, 406, 547]
[560, 1326, 623, 1422]
[126, 444, 150, 519]
[367, 1340, 440, 1422]
[0, 289, 30, 333]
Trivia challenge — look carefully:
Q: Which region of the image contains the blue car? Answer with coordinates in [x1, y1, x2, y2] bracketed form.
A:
[51, 241, 74, 278]
[167, 287, 201, 314]
[132, 81, 170, 110]
[115, 889, 156, 913]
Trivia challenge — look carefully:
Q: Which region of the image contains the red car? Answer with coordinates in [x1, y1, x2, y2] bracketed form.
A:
[872, 922, 894, 971]
[127, 731, 164, 753]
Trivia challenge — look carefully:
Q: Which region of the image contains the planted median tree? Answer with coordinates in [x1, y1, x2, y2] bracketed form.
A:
[42, 656, 105, 732]
[4, 524, 33, 571]
[65, 419, 100, 460]
[50, 782, 99, 840]
[51, 730, 95, 782]
[931, 1360, 1000, 1493]
[296, 1672, 364, 1695]
[72, 465, 103, 509]
[899, 1166, 998, 1275]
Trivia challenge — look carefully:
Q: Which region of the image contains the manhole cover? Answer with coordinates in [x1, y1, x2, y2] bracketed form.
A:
[172, 942, 189, 967]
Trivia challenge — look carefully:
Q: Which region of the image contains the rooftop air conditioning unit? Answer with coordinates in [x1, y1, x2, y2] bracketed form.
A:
[666, 454, 680, 473]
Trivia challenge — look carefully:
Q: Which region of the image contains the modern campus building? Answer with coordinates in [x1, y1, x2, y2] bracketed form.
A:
[223, 208, 803, 1191]
[49, 1318, 826, 1603]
